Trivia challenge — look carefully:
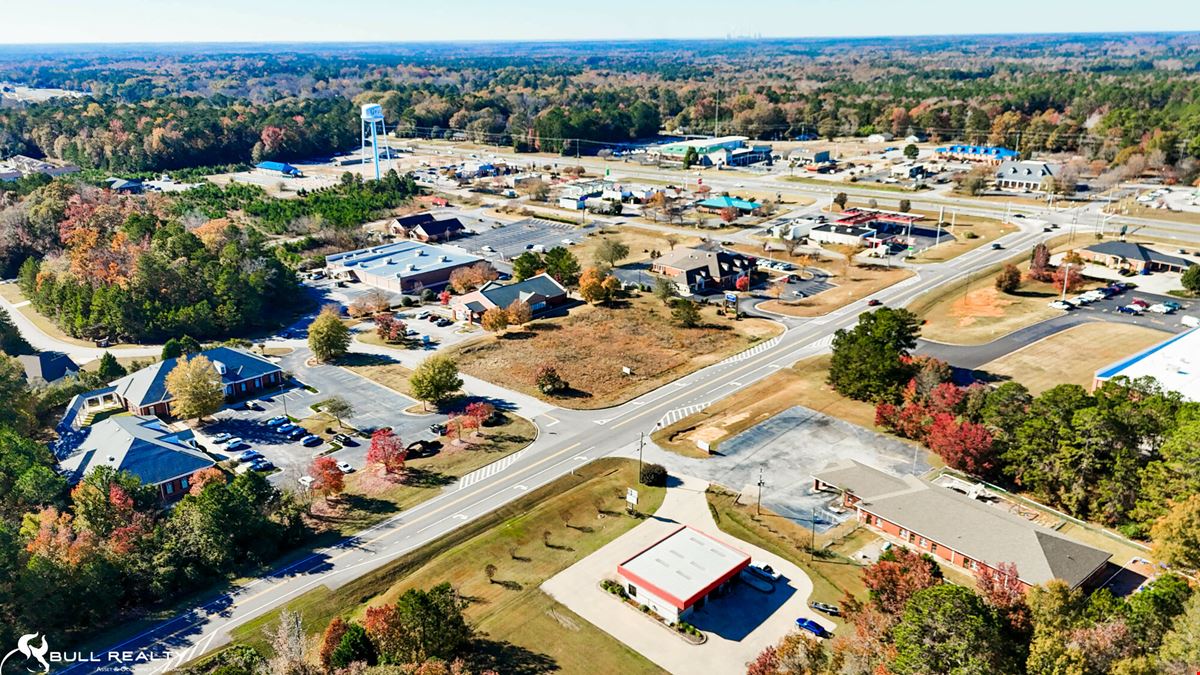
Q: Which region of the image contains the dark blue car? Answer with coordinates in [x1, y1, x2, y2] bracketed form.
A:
[795, 617, 830, 639]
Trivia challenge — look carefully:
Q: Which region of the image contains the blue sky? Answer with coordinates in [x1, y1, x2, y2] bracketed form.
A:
[1, 0, 1197, 43]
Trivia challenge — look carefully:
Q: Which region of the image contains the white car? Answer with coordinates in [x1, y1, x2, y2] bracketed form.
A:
[1082, 290, 1107, 301]
[336, 461, 354, 473]
[1048, 300, 1073, 310]
[1147, 303, 1173, 314]
[298, 476, 315, 488]
[1072, 295, 1093, 305]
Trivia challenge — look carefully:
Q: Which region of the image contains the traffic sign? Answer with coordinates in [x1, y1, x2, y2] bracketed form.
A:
[626, 488, 639, 506]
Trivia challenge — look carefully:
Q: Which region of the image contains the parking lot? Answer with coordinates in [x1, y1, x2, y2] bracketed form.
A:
[461, 217, 593, 260]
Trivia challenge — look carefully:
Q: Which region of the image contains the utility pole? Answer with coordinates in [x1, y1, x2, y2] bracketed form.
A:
[637, 432, 644, 479]
[756, 467, 764, 515]
[810, 507, 816, 561]
[714, 89, 721, 136]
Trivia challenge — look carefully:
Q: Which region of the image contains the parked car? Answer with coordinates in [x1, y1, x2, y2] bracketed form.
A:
[301, 435, 322, 447]
[1048, 300, 1073, 310]
[265, 416, 288, 427]
[249, 458, 275, 471]
[810, 602, 841, 617]
[224, 438, 248, 451]
[1117, 305, 1142, 315]
[436, 318, 453, 327]
[336, 461, 354, 473]
[1072, 295, 1093, 305]
[333, 433, 356, 445]
[1148, 303, 1174, 314]
[1163, 300, 1183, 311]
[286, 428, 307, 440]
[406, 439, 440, 458]
[277, 423, 298, 434]
[1131, 298, 1150, 308]
[429, 423, 446, 435]
[746, 562, 781, 583]
[298, 476, 314, 488]
[236, 449, 262, 463]
[211, 432, 233, 444]
[795, 618, 830, 639]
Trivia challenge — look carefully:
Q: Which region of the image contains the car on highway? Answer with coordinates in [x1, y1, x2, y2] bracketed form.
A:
[1048, 300, 1073, 310]
[866, 299, 882, 306]
[795, 618, 830, 639]
[990, 243, 1003, 250]
[336, 461, 354, 473]
[810, 601, 841, 617]
[301, 434, 322, 447]
[265, 416, 288, 427]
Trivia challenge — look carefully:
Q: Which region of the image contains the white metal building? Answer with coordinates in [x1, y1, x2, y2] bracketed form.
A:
[616, 526, 750, 624]
[1093, 328, 1200, 401]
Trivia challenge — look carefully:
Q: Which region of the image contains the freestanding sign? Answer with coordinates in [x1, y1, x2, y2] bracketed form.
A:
[626, 488, 639, 507]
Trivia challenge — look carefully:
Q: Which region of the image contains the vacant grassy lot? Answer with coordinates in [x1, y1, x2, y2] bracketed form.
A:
[573, 225, 701, 267]
[223, 458, 666, 675]
[304, 412, 536, 538]
[342, 357, 416, 398]
[652, 353, 884, 457]
[757, 264, 914, 318]
[0, 282, 25, 304]
[981, 322, 1168, 394]
[448, 293, 782, 409]
[909, 213, 1017, 263]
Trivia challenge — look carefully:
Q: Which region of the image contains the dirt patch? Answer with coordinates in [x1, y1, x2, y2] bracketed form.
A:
[448, 293, 782, 409]
[947, 286, 1014, 325]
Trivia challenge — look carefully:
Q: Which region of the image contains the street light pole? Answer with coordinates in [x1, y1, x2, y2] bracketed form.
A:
[756, 467, 764, 515]
[637, 432, 644, 480]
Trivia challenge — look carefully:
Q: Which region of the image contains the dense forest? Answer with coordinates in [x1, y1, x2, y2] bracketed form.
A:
[2, 34, 1199, 178]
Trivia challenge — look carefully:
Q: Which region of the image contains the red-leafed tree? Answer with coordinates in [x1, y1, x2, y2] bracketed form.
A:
[975, 561, 1031, 635]
[1051, 264, 1084, 293]
[319, 617, 349, 670]
[310, 456, 345, 500]
[446, 412, 480, 442]
[367, 429, 407, 475]
[189, 466, 226, 496]
[719, 206, 739, 224]
[464, 401, 495, 426]
[745, 645, 779, 675]
[438, 289, 452, 305]
[928, 382, 966, 415]
[926, 413, 996, 476]
[735, 274, 750, 292]
[376, 313, 407, 343]
[862, 547, 943, 616]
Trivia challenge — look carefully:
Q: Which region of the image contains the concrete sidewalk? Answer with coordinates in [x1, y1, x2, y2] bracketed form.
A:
[542, 474, 831, 675]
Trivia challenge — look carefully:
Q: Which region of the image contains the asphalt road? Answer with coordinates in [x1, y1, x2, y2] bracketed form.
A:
[57, 214, 1057, 674]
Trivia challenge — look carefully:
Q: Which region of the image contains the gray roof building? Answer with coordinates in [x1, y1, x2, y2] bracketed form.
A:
[58, 415, 211, 488]
[813, 461, 1111, 588]
[1083, 241, 1193, 271]
[17, 351, 79, 384]
[111, 346, 280, 410]
[995, 160, 1059, 191]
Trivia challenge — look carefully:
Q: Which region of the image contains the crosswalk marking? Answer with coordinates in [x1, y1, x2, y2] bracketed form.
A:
[719, 334, 783, 364]
[457, 449, 527, 490]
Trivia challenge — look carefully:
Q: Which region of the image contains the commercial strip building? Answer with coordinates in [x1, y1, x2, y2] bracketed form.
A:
[326, 241, 483, 293]
[1094, 328, 1200, 401]
[616, 525, 751, 623]
[449, 273, 569, 323]
[255, 161, 303, 177]
[650, 246, 754, 295]
[934, 144, 1019, 165]
[995, 160, 1060, 192]
[808, 223, 879, 247]
[808, 208, 927, 250]
[58, 416, 213, 501]
[651, 136, 772, 167]
[813, 460, 1112, 589]
[696, 195, 761, 214]
[1077, 241, 1194, 275]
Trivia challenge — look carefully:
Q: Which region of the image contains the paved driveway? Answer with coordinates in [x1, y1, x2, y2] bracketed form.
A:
[462, 218, 592, 260]
[644, 406, 928, 532]
[542, 475, 829, 675]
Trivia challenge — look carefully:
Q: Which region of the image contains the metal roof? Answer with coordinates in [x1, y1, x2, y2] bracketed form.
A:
[326, 241, 482, 279]
[618, 526, 750, 609]
[1095, 328, 1200, 401]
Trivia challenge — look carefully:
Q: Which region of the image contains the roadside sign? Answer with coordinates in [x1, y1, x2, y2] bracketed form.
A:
[626, 488, 639, 506]
[724, 292, 738, 303]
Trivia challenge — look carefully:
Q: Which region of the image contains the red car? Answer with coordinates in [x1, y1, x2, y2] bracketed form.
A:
[867, 299, 882, 307]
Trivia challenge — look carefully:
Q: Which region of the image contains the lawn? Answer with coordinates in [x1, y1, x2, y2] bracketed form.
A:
[755, 262, 914, 318]
[908, 212, 1017, 263]
[12, 301, 145, 349]
[652, 353, 885, 457]
[0, 282, 26, 304]
[981, 322, 1170, 394]
[302, 411, 537, 538]
[705, 485, 869, 626]
[572, 225, 701, 267]
[781, 175, 927, 193]
[220, 458, 666, 675]
[342, 357, 416, 398]
[447, 293, 783, 409]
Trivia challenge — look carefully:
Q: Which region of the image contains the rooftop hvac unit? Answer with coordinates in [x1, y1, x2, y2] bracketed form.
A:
[439, 255, 449, 262]
[416, 249, 426, 256]
[406, 264, 417, 272]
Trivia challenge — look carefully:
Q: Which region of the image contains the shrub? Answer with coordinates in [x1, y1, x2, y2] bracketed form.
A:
[420, 288, 437, 302]
[640, 604, 650, 613]
[640, 463, 668, 487]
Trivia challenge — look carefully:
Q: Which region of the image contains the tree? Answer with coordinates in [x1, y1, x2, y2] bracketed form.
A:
[375, 312, 406, 343]
[863, 547, 943, 615]
[309, 456, 345, 501]
[1182, 264, 1200, 295]
[465, 401, 495, 426]
[828, 307, 921, 401]
[330, 622, 375, 669]
[363, 583, 472, 664]
[266, 611, 313, 675]
[308, 307, 350, 362]
[719, 206, 739, 224]
[903, 143, 919, 160]
[1151, 494, 1200, 570]
[833, 192, 848, 210]
[1051, 263, 1083, 293]
[438, 289, 451, 306]
[165, 354, 224, 421]
[640, 463, 667, 487]
[543, 246, 581, 287]
[927, 414, 997, 476]
[653, 276, 677, 305]
[323, 396, 354, 428]
[409, 355, 462, 410]
[578, 267, 617, 305]
[899, 199, 911, 213]
[535, 365, 568, 395]
[671, 298, 702, 328]
[1159, 591, 1200, 670]
[448, 262, 498, 293]
[1029, 243, 1052, 282]
[367, 428, 407, 475]
[506, 299, 532, 326]
[94, 351, 127, 383]
[735, 274, 751, 292]
[319, 617, 349, 671]
[188, 466, 226, 496]
[975, 561, 1031, 636]
[480, 306, 509, 333]
[891, 584, 1008, 675]
[161, 335, 201, 360]
[682, 146, 699, 168]
[995, 264, 1022, 294]
[593, 238, 630, 268]
[511, 251, 543, 281]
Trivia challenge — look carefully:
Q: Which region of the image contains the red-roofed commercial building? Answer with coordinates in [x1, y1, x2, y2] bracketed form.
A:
[616, 526, 750, 623]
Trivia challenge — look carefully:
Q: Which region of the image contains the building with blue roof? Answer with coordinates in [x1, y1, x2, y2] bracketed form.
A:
[934, 144, 1019, 164]
[696, 195, 761, 214]
[1094, 328, 1200, 401]
[58, 415, 212, 501]
[326, 241, 483, 293]
[255, 161, 303, 177]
